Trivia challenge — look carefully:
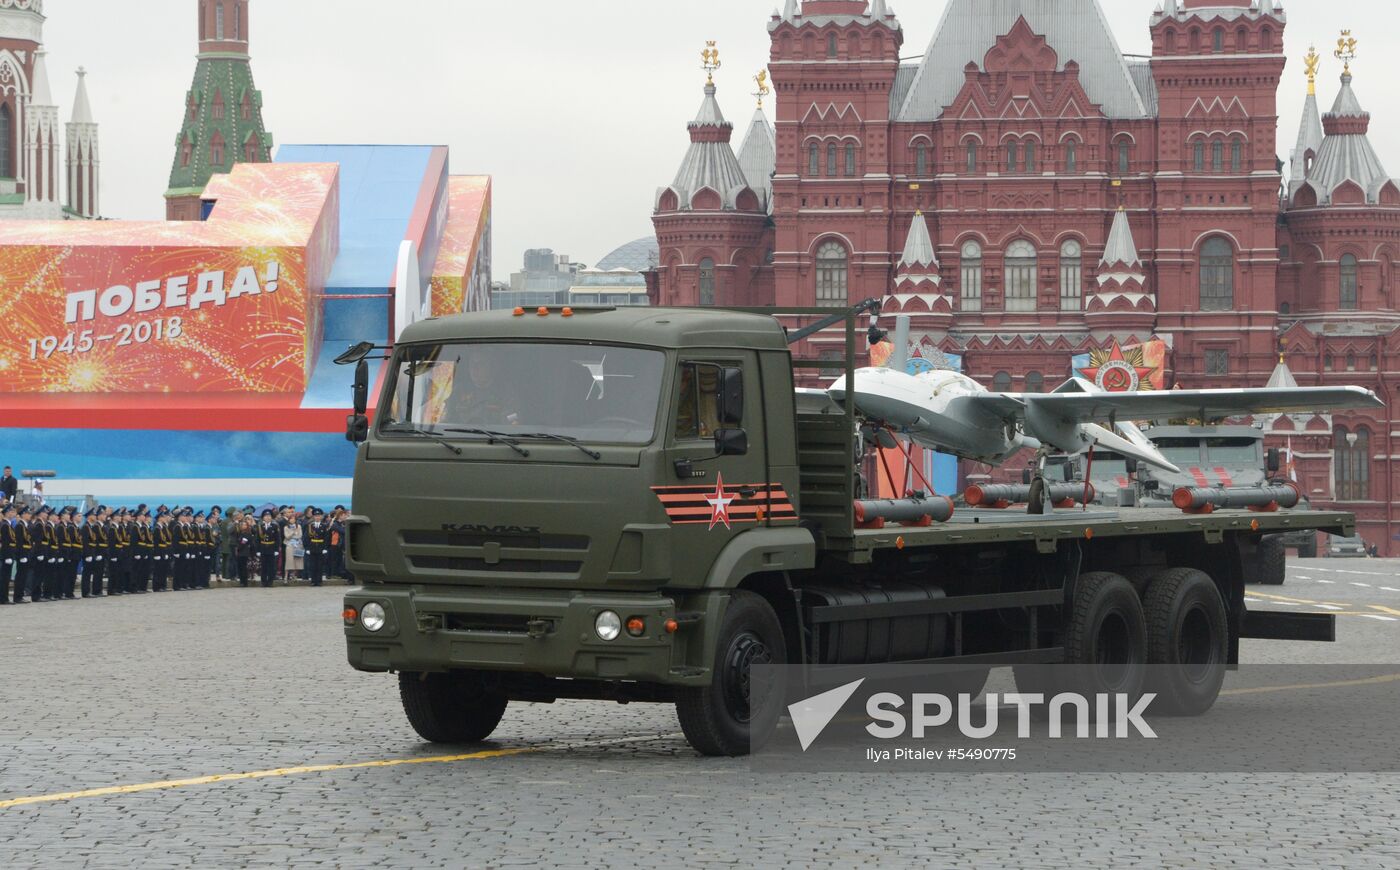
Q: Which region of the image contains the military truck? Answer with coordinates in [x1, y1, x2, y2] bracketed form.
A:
[338, 305, 1355, 756]
[1086, 426, 1313, 579]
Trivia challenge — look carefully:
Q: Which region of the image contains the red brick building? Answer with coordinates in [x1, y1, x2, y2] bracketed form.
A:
[650, 0, 1399, 553]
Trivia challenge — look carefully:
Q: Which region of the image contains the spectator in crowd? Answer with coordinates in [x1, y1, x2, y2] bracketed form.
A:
[282, 511, 304, 584]
[330, 506, 348, 582]
[0, 467, 18, 505]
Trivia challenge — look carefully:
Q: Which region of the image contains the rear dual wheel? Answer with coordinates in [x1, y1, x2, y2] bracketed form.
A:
[1142, 568, 1227, 716]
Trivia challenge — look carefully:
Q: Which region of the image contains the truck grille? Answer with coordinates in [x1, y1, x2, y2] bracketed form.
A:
[401, 530, 590, 577]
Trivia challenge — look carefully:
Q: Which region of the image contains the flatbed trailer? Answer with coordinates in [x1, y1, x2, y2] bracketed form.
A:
[340, 304, 1355, 755]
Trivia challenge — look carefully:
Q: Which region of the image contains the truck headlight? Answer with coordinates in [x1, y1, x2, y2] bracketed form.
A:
[361, 602, 387, 632]
[594, 610, 621, 641]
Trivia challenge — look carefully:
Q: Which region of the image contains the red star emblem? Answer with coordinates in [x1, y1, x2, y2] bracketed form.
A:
[1077, 341, 1156, 393]
[705, 472, 735, 530]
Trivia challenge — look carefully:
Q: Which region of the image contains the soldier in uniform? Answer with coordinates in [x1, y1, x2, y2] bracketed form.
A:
[13, 505, 35, 602]
[152, 509, 174, 592]
[196, 511, 214, 588]
[109, 508, 130, 595]
[131, 509, 154, 593]
[0, 502, 16, 604]
[256, 509, 281, 587]
[81, 508, 102, 598]
[36, 506, 58, 601]
[303, 507, 330, 587]
[63, 507, 83, 599]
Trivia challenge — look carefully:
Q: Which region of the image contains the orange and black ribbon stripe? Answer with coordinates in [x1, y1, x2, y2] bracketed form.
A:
[651, 483, 799, 526]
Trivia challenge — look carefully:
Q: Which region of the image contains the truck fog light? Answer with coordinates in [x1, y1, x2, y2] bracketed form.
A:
[361, 602, 387, 632]
[595, 610, 622, 641]
[626, 617, 646, 637]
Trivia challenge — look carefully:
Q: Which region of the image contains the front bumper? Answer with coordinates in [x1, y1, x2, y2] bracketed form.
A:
[345, 584, 713, 685]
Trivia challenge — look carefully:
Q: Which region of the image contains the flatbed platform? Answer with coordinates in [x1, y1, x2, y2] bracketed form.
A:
[836, 507, 1354, 562]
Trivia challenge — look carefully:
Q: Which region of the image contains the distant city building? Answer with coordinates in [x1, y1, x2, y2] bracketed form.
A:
[165, 0, 273, 220]
[568, 268, 650, 307]
[495, 248, 583, 309]
[596, 236, 659, 272]
[0, 0, 102, 220]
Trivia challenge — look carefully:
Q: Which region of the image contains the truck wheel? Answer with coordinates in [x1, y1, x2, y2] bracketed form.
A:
[1143, 568, 1226, 716]
[1058, 572, 1148, 701]
[1256, 536, 1286, 586]
[398, 671, 508, 744]
[1298, 539, 1318, 559]
[676, 591, 786, 757]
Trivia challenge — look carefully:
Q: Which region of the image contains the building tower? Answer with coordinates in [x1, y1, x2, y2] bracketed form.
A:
[65, 67, 97, 219]
[1149, 0, 1287, 386]
[165, 0, 273, 220]
[23, 46, 59, 217]
[650, 44, 771, 307]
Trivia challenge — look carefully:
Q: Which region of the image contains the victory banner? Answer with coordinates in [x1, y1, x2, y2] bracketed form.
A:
[0, 162, 339, 394]
[1072, 338, 1167, 393]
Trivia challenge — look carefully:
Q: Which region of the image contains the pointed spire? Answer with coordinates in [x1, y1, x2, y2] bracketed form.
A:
[898, 211, 938, 268]
[869, 0, 889, 19]
[1099, 208, 1141, 269]
[1329, 72, 1365, 117]
[691, 83, 729, 129]
[783, 0, 799, 21]
[70, 67, 94, 124]
[737, 107, 776, 211]
[1266, 356, 1299, 389]
[31, 49, 54, 106]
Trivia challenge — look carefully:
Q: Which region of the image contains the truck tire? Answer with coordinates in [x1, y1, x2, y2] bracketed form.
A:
[1142, 568, 1227, 716]
[1058, 571, 1148, 701]
[399, 671, 508, 744]
[1255, 536, 1286, 585]
[676, 591, 787, 757]
[1014, 572, 1147, 705]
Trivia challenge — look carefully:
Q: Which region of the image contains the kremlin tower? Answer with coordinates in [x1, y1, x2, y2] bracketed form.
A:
[165, 0, 274, 220]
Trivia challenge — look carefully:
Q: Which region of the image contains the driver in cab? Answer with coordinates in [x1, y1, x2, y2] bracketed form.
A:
[445, 347, 519, 426]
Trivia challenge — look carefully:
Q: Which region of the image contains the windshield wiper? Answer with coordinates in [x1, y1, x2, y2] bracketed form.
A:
[382, 424, 463, 456]
[517, 432, 602, 460]
[441, 428, 532, 458]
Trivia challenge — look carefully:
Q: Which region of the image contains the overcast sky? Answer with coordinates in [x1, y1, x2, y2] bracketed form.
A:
[37, 0, 1398, 280]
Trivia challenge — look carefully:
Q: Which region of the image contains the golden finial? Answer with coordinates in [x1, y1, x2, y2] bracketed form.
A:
[1334, 30, 1358, 75]
[1304, 45, 1320, 95]
[702, 41, 721, 85]
[753, 69, 770, 108]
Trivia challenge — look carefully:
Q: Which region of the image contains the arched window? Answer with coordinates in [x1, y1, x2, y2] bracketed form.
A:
[1005, 240, 1038, 312]
[0, 104, 10, 178]
[1065, 140, 1077, 174]
[992, 372, 1013, 393]
[915, 144, 927, 177]
[235, 1, 242, 39]
[1189, 28, 1200, 52]
[827, 143, 837, 176]
[1212, 140, 1223, 173]
[1025, 371, 1045, 393]
[210, 134, 225, 167]
[212, 90, 225, 121]
[815, 242, 848, 307]
[181, 136, 193, 168]
[1231, 137, 1243, 173]
[844, 142, 856, 177]
[216, 0, 224, 39]
[1261, 27, 1274, 51]
[698, 258, 716, 306]
[1213, 28, 1224, 53]
[244, 138, 259, 162]
[827, 32, 838, 58]
[1165, 30, 1178, 53]
[960, 241, 983, 312]
[1193, 140, 1205, 172]
[1346, 352, 1357, 372]
[1335, 426, 1371, 500]
[1236, 27, 1247, 52]
[1060, 240, 1083, 311]
[1340, 254, 1359, 310]
[1117, 140, 1130, 175]
[1370, 352, 1380, 370]
[1280, 301, 1292, 315]
[1200, 237, 1234, 310]
[1006, 141, 1018, 174]
[241, 92, 252, 121]
[808, 143, 819, 176]
[966, 140, 978, 174]
[1024, 141, 1036, 174]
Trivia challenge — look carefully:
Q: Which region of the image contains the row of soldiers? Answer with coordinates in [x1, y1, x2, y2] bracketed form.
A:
[0, 503, 312, 603]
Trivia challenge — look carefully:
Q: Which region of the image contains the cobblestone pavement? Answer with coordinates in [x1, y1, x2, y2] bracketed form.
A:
[1, 559, 1398, 868]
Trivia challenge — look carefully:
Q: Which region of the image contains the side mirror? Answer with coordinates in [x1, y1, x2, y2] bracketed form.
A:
[346, 414, 369, 444]
[352, 359, 369, 417]
[1267, 448, 1281, 474]
[719, 367, 744, 426]
[1062, 462, 1075, 483]
[1021, 468, 1032, 485]
[715, 428, 749, 457]
[1125, 457, 1139, 475]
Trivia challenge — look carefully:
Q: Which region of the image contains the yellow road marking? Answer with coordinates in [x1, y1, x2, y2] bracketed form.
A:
[0, 746, 536, 810]
[1248, 591, 1348, 607]
[1220, 672, 1400, 697]
[1367, 604, 1400, 617]
[1249, 591, 1400, 619]
[0, 732, 682, 811]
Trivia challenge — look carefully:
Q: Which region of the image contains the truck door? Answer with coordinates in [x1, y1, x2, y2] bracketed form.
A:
[654, 353, 776, 582]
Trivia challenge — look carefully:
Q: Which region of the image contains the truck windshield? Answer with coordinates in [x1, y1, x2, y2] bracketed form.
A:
[380, 342, 666, 445]
[1206, 438, 1261, 465]
[1152, 438, 1202, 468]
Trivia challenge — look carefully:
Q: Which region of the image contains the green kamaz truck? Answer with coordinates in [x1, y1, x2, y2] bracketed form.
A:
[338, 305, 1354, 756]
